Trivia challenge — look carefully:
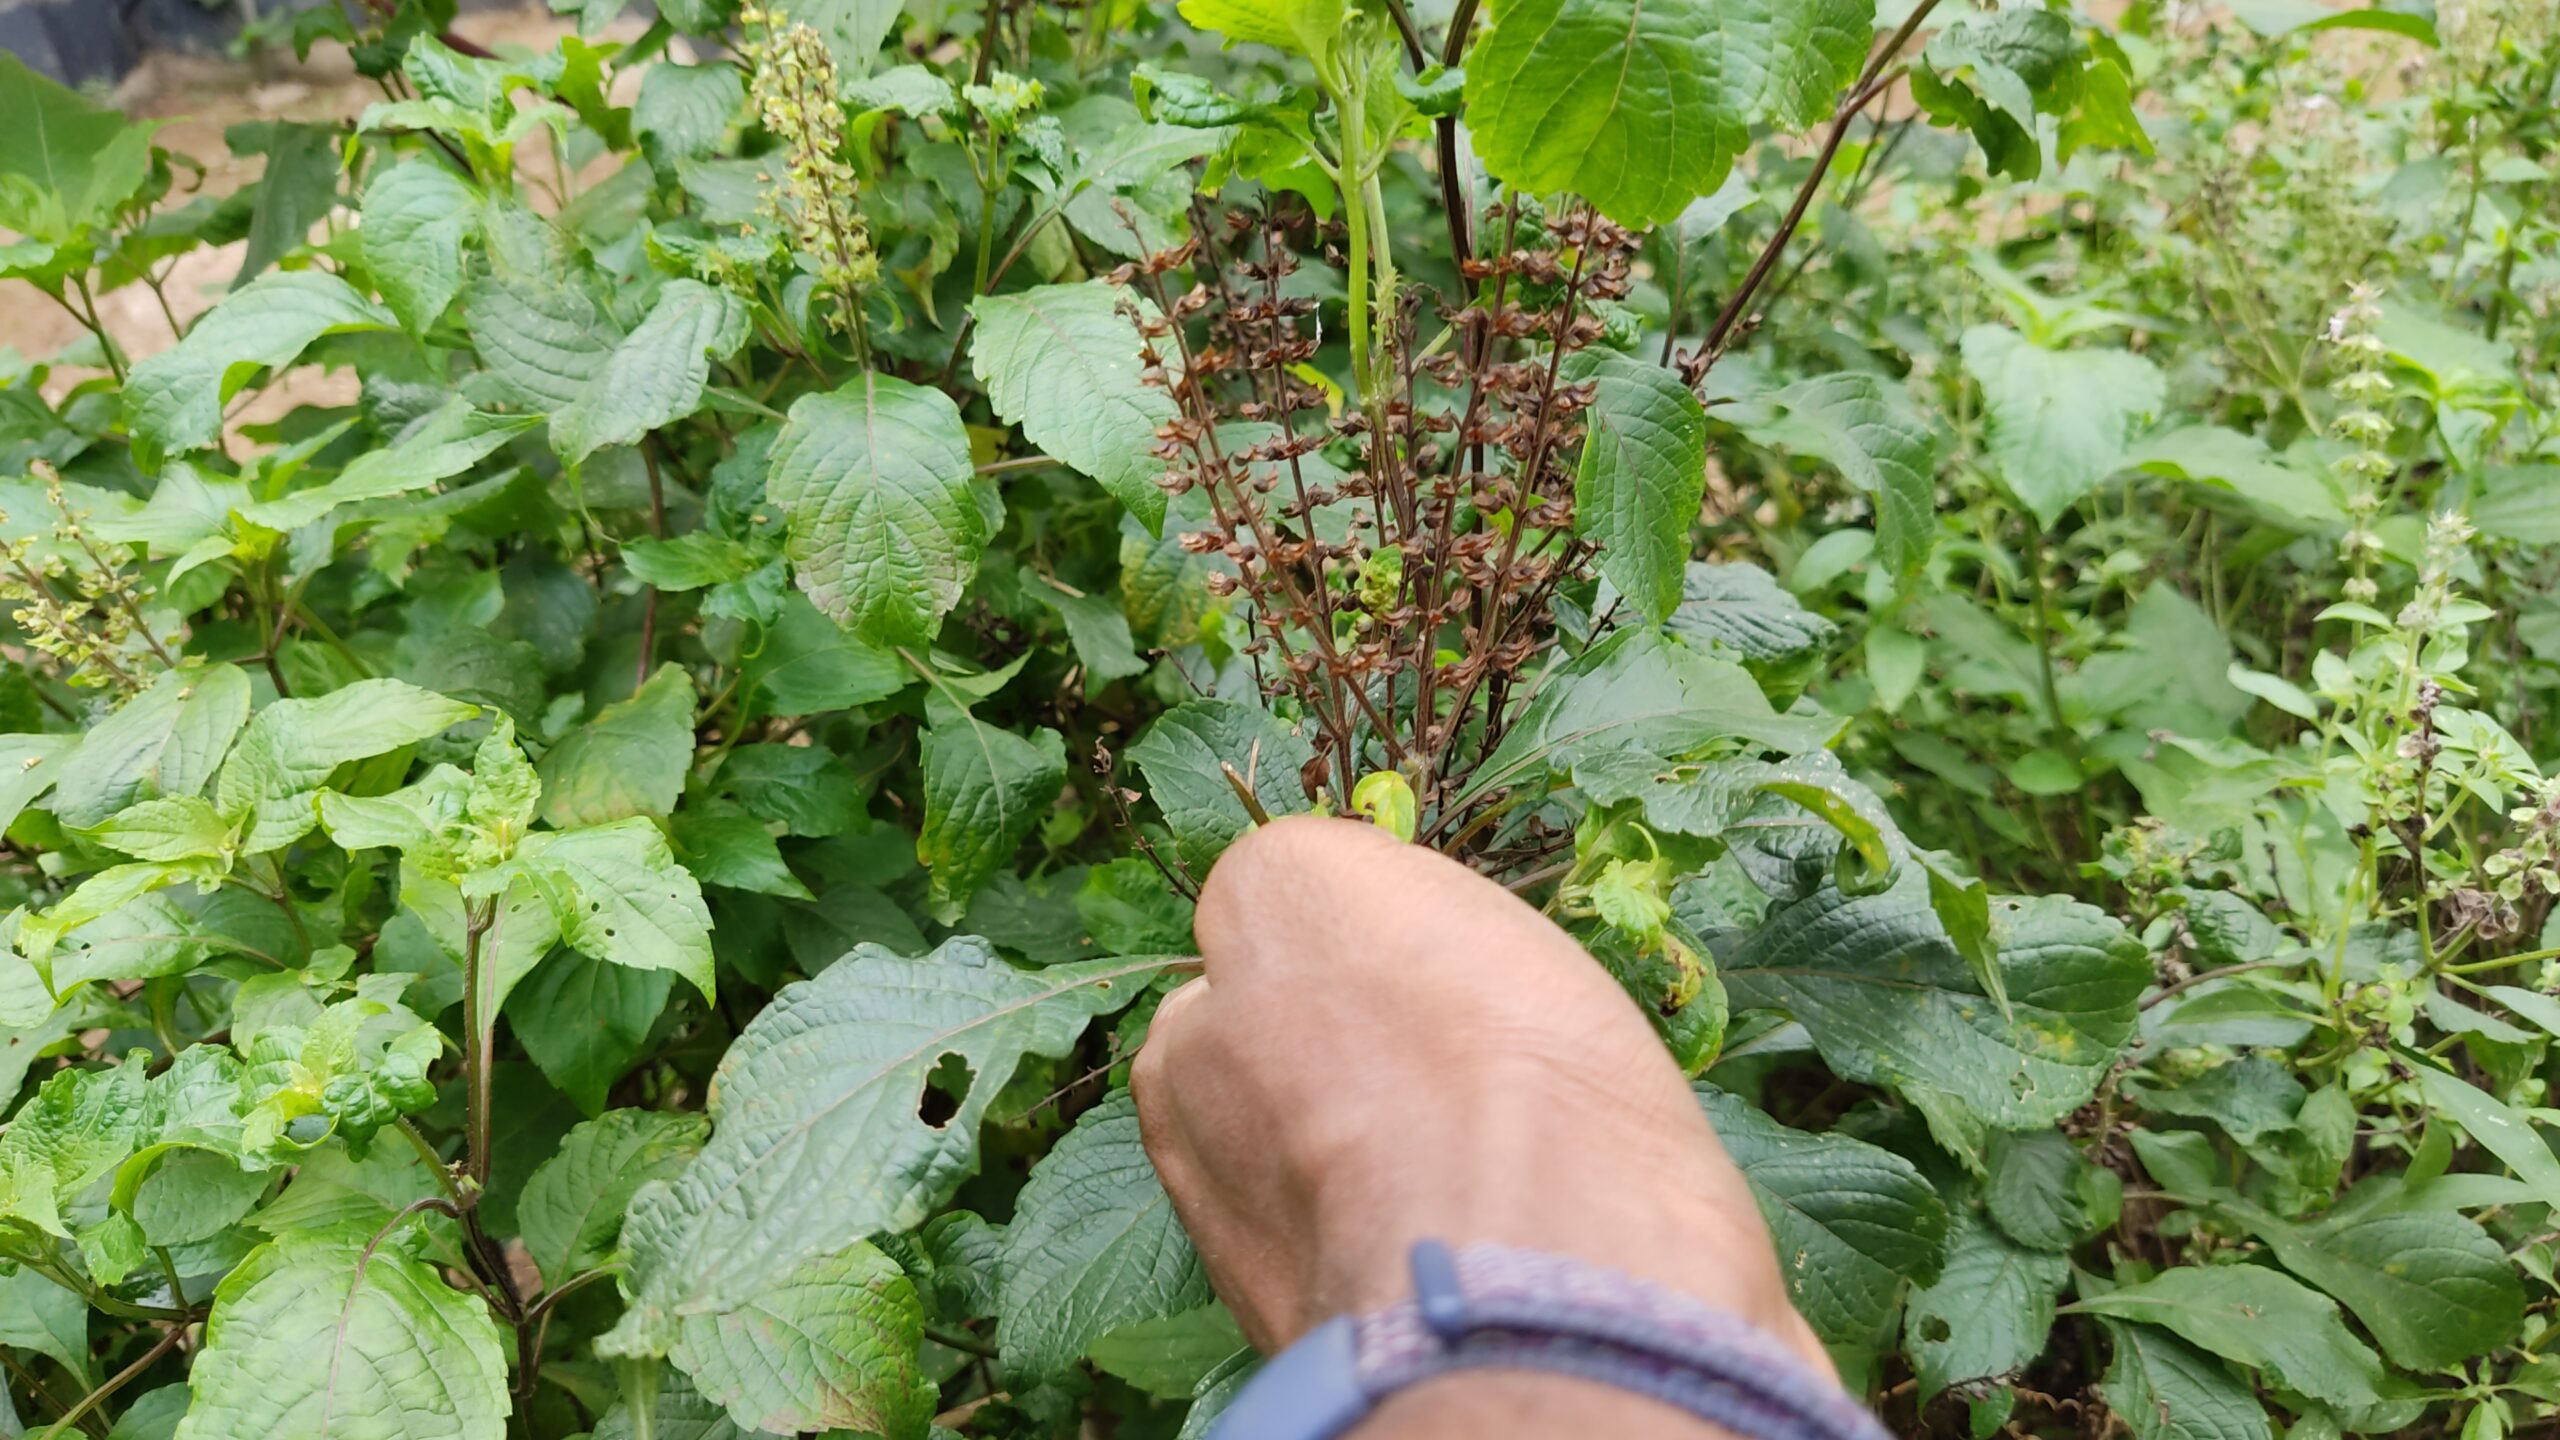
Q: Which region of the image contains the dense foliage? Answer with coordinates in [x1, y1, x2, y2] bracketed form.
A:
[0, 0, 2555, 1434]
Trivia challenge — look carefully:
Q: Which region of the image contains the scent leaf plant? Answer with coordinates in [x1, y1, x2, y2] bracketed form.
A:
[0, 0, 2555, 1434]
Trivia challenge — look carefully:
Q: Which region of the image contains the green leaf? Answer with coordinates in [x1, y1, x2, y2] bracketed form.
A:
[635, 63, 745, 169]
[1176, 0, 1344, 55]
[2123, 425, 2343, 531]
[2099, 1321, 2272, 1440]
[1722, 880, 2148, 1144]
[553, 279, 751, 462]
[0, 52, 155, 235]
[2217, 1197, 2523, 1373]
[1567, 348, 1706, 625]
[921, 720, 1067, 923]
[125, 272, 396, 460]
[86, 795, 236, 862]
[213, 678, 478, 854]
[626, 532, 761, 591]
[539, 664, 698, 828]
[604, 943, 1174, 1354]
[1961, 326, 2165, 529]
[2222, 0, 2438, 43]
[0, 1266, 91, 1384]
[51, 665, 252, 829]
[507, 950, 674, 1117]
[766, 374, 986, 648]
[673, 804, 812, 898]
[518, 817, 718, 1004]
[240, 401, 539, 532]
[997, 1090, 1211, 1380]
[1028, 578, 1148, 685]
[593, 1370, 781, 1440]
[1127, 696, 1315, 872]
[1903, 1206, 2068, 1399]
[2409, 1065, 2560, 1211]
[737, 593, 910, 717]
[2070, 1265, 2389, 1410]
[969, 282, 1177, 534]
[1665, 561, 1839, 666]
[1716, 371, 1937, 583]
[462, 271, 615, 412]
[519, 1107, 709, 1287]
[1465, 628, 1837, 806]
[1983, 1128, 2115, 1252]
[1699, 1085, 1947, 1348]
[1087, 1307, 1250, 1400]
[1463, 0, 1873, 228]
[672, 1241, 937, 1437]
[228, 121, 341, 288]
[1076, 860, 1195, 955]
[360, 158, 480, 333]
[177, 1235, 511, 1440]
[712, 744, 866, 838]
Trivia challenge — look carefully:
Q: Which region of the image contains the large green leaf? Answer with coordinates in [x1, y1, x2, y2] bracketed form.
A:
[1721, 880, 2147, 1146]
[604, 941, 1173, 1353]
[517, 1107, 709, 1287]
[0, 52, 156, 236]
[1961, 325, 2164, 528]
[506, 951, 673, 1117]
[2409, 1065, 2560, 1211]
[1126, 696, 1315, 872]
[2218, 1196, 2524, 1371]
[229, 121, 342, 288]
[125, 272, 396, 460]
[1902, 1207, 2067, 1399]
[634, 63, 745, 169]
[518, 817, 717, 1004]
[1664, 561, 1838, 666]
[213, 679, 478, 854]
[920, 719, 1067, 922]
[1698, 1085, 1946, 1348]
[539, 664, 698, 828]
[49, 665, 252, 829]
[0, 1265, 91, 1384]
[175, 1235, 510, 1440]
[1465, 628, 1836, 805]
[360, 159, 481, 333]
[672, 1242, 936, 1437]
[997, 1090, 1211, 1380]
[969, 282, 1177, 534]
[2098, 1321, 2272, 1440]
[1567, 348, 1706, 625]
[2070, 1265, 2389, 1410]
[553, 280, 750, 462]
[463, 271, 615, 411]
[240, 401, 539, 532]
[1463, 0, 1873, 227]
[766, 374, 986, 648]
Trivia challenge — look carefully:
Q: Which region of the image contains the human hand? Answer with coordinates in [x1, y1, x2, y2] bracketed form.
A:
[1129, 815, 1830, 1379]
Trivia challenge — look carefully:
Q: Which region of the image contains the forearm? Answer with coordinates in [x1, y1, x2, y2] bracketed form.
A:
[1357, 1373, 1739, 1440]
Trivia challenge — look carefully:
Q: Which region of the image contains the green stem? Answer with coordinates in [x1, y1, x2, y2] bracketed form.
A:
[459, 897, 499, 1190]
[35, 1328, 180, 1440]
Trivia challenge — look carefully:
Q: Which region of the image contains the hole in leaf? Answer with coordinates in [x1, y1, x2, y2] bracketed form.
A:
[917, 1051, 974, 1130]
[1919, 1317, 1951, 1343]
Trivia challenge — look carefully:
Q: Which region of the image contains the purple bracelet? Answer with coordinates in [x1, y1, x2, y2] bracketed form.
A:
[1211, 1240, 1892, 1440]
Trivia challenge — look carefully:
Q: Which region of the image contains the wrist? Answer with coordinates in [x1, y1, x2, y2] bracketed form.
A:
[1358, 1371, 1743, 1440]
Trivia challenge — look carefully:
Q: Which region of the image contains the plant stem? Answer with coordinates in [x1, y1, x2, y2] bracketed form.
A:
[1694, 0, 1941, 366]
[36, 1326, 181, 1440]
[460, 895, 499, 1190]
